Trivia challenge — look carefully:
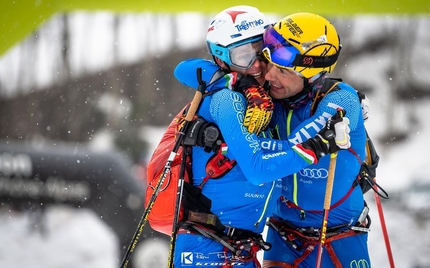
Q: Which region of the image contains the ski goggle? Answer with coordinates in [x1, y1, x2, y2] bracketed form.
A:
[212, 36, 264, 70]
[262, 25, 340, 70]
[262, 26, 301, 69]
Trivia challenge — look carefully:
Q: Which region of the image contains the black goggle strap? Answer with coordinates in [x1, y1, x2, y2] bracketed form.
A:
[257, 51, 269, 64]
[291, 49, 340, 68]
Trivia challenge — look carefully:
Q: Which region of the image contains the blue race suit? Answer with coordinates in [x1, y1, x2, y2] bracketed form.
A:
[262, 80, 371, 267]
[172, 58, 324, 268]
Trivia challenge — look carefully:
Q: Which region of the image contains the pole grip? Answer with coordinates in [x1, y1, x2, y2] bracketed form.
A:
[323, 153, 337, 209]
[184, 91, 203, 122]
[184, 67, 205, 122]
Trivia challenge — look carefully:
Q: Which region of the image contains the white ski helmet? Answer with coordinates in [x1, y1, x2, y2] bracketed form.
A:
[206, 5, 270, 69]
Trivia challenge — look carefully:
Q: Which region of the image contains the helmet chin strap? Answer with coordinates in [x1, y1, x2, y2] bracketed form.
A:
[281, 72, 327, 110]
[212, 55, 232, 72]
[308, 71, 327, 91]
[224, 63, 232, 72]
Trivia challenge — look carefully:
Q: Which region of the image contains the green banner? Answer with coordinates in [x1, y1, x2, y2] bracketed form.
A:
[1, 0, 429, 57]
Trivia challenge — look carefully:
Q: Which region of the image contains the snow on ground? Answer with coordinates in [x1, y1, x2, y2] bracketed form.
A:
[0, 205, 119, 268]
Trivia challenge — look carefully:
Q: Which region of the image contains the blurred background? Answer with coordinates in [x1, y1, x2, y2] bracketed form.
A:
[1, 1, 430, 267]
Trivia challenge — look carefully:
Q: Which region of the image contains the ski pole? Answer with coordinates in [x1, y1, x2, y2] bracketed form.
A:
[315, 109, 343, 268]
[166, 67, 206, 268]
[119, 68, 205, 268]
[373, 185, 395, 267]
[366, 138, 395, 268]
[315, 152, 337, 268]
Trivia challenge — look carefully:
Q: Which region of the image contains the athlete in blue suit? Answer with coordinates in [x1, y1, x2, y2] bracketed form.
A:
[171, 6, 351, 268]
[261, 13, 371, 268]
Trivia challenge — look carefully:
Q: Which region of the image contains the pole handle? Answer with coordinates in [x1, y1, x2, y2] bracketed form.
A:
[184, 67, 205, 122]
[323, 152, 337, 209]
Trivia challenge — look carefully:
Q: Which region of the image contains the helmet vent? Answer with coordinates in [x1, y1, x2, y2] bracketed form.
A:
[288, 38, 300, 45]
[230, 33, 243, 39]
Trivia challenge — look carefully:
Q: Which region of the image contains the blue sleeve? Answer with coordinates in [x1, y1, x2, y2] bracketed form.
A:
[174, 58, 237, 93]
[261, 83, 364, 155]
[207, 89, 314, 185]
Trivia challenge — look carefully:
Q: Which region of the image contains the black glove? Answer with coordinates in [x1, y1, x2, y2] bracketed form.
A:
[293, 110, 350, 163]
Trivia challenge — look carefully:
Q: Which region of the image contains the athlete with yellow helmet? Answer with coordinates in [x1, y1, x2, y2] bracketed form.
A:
[261, 13, 372, 268]
[263, 13, 340, 78]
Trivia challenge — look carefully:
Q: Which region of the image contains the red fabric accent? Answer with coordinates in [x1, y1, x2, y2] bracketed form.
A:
[294, 144, 317, 164]
[325, 242, 342, 268]
[268, 217, 362, 267]
[330, 186, 355, 209]
[221, 247, 229, 268]
[262, 260, 294, 268]
[205, 146, 236, 179]
[200, 145, 236, 189]
[293, 245, 314, 267]
[198, 175, 210, 189]
[280, 187, 355, 212]
[348, 147, 363, 164]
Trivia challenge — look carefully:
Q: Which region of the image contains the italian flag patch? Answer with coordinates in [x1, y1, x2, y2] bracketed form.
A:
[292, 144, 317, 164]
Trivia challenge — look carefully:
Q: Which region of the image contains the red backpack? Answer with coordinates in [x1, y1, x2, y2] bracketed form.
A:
[145, 99, 236, 236]
[145, 104, 192, 236]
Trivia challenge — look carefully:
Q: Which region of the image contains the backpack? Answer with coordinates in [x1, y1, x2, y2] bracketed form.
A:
[145, 104, 192, 236]
[145, 102, 235, 236]
[311, 78, 388, 199]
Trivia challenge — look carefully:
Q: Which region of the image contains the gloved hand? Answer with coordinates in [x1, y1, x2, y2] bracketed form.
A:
[233, 74, 274, 134]
[357, 91, 370, 122]
[243, 86, 274, 134]
[293, 110, 350, 163]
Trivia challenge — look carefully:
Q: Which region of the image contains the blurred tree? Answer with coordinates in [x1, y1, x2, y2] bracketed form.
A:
[0, 47, 206, 162]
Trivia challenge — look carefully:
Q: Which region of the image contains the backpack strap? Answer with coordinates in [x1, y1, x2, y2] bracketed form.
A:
[266, 217, 368, 268]
[310, 78, 343, 116]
